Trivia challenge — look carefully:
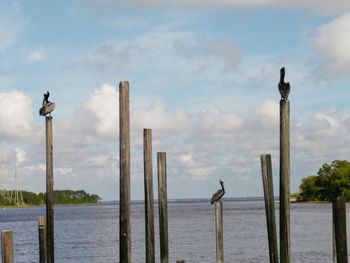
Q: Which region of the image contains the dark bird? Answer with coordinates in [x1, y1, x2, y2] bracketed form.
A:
[42, 91, 50, 106]
[211, 180, 225, 204]
[278, 67, 290, 100]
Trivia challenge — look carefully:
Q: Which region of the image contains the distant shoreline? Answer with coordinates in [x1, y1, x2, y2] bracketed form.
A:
[1, 198, 334, 208]
[0, 203, 100, 209]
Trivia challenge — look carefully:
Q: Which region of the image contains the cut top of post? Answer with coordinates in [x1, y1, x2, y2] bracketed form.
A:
[38, 216, 46, 226]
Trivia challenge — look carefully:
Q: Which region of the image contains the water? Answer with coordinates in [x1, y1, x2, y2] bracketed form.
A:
[0, 201, 343, 262]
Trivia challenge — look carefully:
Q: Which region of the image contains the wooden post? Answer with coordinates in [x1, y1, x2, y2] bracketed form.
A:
[1, 230, 14, 263]
[157, 152, 169, 263]
[144, 128, 155, 263]
[260, 154, 278, 263]
[279, 67, 291, 263]
[119, 81, 131, 263]
[176, 261, 185, 263]
[46, 116, 54, 263]
[215, 201, 224, 263]
[333, 196, 348, 263]
[38, 216, 47, 263]
[333, 217, 337, 263]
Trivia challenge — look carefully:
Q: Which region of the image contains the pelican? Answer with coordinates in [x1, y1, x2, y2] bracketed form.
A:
[211, 180, 225, 204]
[42, 91, 50, 106]
[278, 67, 290, 100]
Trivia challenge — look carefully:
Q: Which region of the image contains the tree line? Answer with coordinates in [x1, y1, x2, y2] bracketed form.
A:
[0, 189, 101, 206]
[298, 160, 350, 202]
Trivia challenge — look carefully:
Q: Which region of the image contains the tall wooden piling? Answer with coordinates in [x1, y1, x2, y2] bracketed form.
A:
[1, 230, 14, 263]
[333, 218, 336, 263]
[38, 216, 47, 263]
[333, 196, 347, 263]
[215, 201, 224, 263]
[46, 116, 54, 263]
[119, 81, 131, 263]
[279, 67, 291, 263]
[260, 154, 278, 263]
[144, 128, 155, 263]
[157, 152, 169, 263]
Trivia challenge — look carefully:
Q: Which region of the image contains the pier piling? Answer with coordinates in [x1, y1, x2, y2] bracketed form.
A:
[279, 67, 291, 263]
[215, 201, 224, 263]
[157, 152, 169, 263]
[1, 230, 14, 263]
[144, 128, 155, 263]
[45, 116, 54, 263]
[38, 216, 47, 263]
[260, 154, 278, 263]
[333, 196, 348, 263]
[119, 81, 131, 263]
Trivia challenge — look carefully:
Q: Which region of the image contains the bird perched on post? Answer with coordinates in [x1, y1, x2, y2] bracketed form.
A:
[278, 67, 290, 100]
[42, 91, 50, 106]
[211, 180, 225, 204]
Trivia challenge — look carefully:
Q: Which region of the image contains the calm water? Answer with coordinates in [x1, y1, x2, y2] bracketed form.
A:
[0, 201, 345, 262]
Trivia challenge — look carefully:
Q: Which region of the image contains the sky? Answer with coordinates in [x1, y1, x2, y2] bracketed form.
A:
[1, 1, 350, 201]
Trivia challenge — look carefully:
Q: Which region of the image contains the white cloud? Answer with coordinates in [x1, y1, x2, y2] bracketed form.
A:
[179, 153, 217, 180]
[0, 90, 34, 140]
[85, 28, 241, 77]
[197, 106, 243, 137]
[1, 86, 349, 200]
[251, 99, 279, 128]
[133, 99, 191, 134]
[15, 148, 27, 163]
[314, 12, 350, 74]
[25, 50, 45, 64]
[83, 83, 119, 139]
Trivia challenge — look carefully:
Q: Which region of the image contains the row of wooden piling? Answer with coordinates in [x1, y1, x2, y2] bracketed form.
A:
[1, 74, 348, 262]
[0, 82, 178, 263]
[119, 82, 180, 263]
[260, 77, 349, 263]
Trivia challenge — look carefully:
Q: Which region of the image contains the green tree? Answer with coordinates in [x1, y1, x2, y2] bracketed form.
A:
[298, 160, 350, 201]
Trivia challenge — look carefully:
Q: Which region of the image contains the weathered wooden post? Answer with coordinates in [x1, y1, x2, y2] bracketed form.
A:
[39, 92, 55, 263]
[215, 201, 224, 263]
[157, 152, 169, 263]
[333, 218, 336, 263]
[333, 196, 348, 263]
[144, 128, 155, 263]
[1, 230, 14, 263]
[260, 154, 279, 263]
[38, 216, 47, 263]
[278, 67, 291, 263]
[119, 81, 131, 263]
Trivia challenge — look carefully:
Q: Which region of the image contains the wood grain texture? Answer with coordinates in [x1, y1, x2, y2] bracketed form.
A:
[260, 154, 278, 263]
[38, 216, 47, 263]
[1, 230, 14, 263]
[46, 116, 54, 263]
[280, 100, 290, 263]
[157, 152, 169, 263]
[333, 196, 348, 263]
[144, 129, 155, 263]
[119, 81, 131, 263]
[215, 202, 224, 263]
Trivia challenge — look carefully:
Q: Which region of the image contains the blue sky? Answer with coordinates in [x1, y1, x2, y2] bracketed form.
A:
[1, 1, 350, 200]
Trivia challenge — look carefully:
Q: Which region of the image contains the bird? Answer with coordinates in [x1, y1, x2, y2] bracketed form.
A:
[42, 91, 50, 106]
[211, 180, 225, 204]
[278, 67, 290, 100]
